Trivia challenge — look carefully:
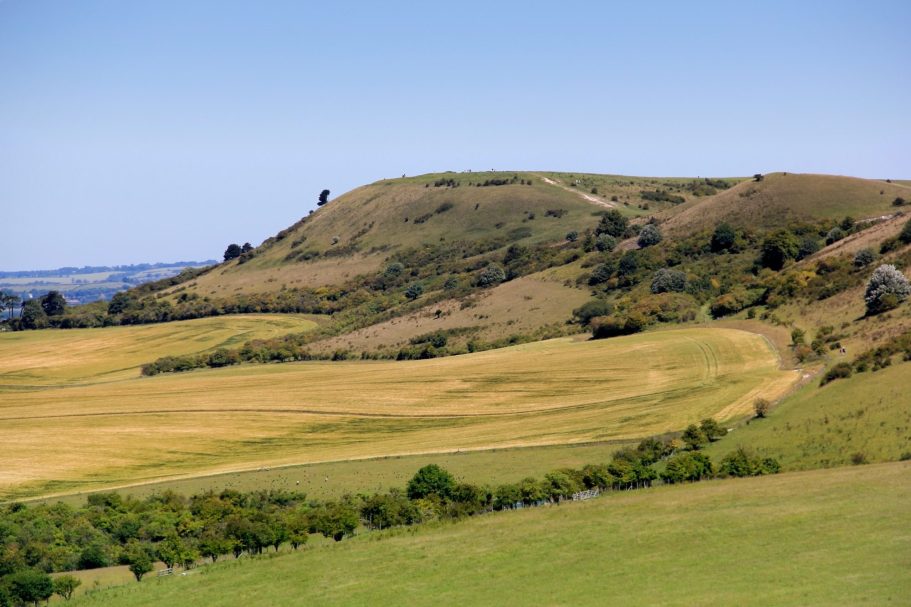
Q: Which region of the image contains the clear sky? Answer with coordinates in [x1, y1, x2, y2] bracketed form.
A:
[2, 0, 909, 270]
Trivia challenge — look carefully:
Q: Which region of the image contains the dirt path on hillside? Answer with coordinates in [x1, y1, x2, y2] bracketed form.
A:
[536, 174, 616, 209]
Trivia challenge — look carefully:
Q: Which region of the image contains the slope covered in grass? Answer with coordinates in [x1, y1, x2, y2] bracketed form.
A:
[171, 172, 604, 297]
[71, 462, 911, 607]
[662, 172, 907, 235]
[0, 328, 796, 500]
[705, 362, 911, 469]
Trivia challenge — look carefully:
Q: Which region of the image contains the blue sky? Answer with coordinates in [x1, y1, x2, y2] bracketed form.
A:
[2, 0, 909, 270]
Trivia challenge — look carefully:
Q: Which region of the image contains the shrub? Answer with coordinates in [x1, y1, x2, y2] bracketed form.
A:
[825, 227, 845, 245]
[476, 264, 506, 287]
[565, 230, 579, 242]
[595, 210, 628, 238]
[864, 264, 911, 314]
[797, 237, 821, 260]
[404, 283, 424, 300]
[660, 452, 714, 484]
[637, 224, 663, 248]
[595, 234, 617, 252]
[820, 362, 853, 385]
[590, 315, 642, 338]
[588, 263, 615, 286]
[573, 300, 613, 326]
[753, 398, 771, 418]
[710, 223, 737, 253]
[650, 269, 687, 294]
[850, 452, 868, 465]
[893, 196, 906, 207]
[853, 248, 876, 268]
[719, 448, 780, 477]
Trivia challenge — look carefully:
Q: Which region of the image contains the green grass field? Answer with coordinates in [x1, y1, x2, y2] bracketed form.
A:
[38, 440, 635, 507]
[705, 362, 911, 469]
[68, 461, 911, 606]
[0, 327, 796, 501]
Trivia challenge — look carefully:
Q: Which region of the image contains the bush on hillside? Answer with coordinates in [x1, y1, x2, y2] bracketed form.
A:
[476, 264, 506, 287]
[853, 248, 876, 268]
[760, 230, 800, 270]
[710, 223, 738, 253]
[825, 227, 846, 245]
[595, 234, 617, 252]
[573, 299, 614, 326]
[650, 269, 687, 294]
[820, 362, 853, 386]
[797, 237, 821, 260]
[864, 264, 911, 314]
[595, 210, 629, 238]
[637, 224, 663, 248]
[718, 447, 780, 477]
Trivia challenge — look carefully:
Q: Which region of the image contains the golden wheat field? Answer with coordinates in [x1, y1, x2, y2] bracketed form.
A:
[0, 325, 797, 501]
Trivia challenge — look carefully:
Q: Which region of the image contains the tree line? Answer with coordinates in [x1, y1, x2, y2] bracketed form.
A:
[0, 434, 777, 604]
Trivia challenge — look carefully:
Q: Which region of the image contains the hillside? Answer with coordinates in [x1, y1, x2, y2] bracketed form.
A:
[69, 462, 911, 606]
[169, 172, 605, 296]
[660, 172, 907, 235]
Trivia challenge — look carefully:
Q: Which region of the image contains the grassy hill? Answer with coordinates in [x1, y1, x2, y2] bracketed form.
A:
[69, 462, 911, 606]
[170, 172, 604, 296]
[661, 172, 908, 235]
[0, 328, 795, 501]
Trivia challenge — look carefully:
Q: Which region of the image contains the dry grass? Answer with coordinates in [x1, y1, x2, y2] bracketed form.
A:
[661, 172, 909, 235]
[171, 173, 599, 297]
[310, 270, 590, 353]
[0, 327, 796, 501]
[0, 314, 320, 388]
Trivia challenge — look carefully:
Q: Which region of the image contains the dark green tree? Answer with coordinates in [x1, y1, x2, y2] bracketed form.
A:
[107, 291, 133, 315]
[310, 501, 358, 541]
[406, 464, 455, 500]
[5, 569, 54, 606]
[710, 223, 737, 253]
[40, 290, 66, 316]
[318, 189, 331, 206]
[760, 230, 800, 270]
[223, 244, 242, 261]
[681, 424, 708, 450]
[123, 540, 155, 581]
[699, 418, 727, 441]
[595, 210, 629, 238]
